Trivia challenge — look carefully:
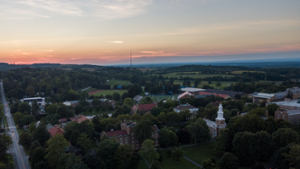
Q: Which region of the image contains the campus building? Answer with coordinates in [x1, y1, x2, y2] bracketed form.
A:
[204, 104, 226, 138]
[20, 97, 45, 106]
[101, 120, 160, 150]
[268, 98, 300, 125]
[249, 93, 276, 104]
[131, 103, 157, 115]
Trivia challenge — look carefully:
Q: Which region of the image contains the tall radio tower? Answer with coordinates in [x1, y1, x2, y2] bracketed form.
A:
[130, 50, 133, 70]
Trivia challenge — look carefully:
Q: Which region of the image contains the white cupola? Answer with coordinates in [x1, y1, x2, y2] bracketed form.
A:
[216, 104, 225, 120]
[215, 104, 225, 127]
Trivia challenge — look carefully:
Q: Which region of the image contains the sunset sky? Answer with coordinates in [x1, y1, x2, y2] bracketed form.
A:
[1, 0, 300, 65]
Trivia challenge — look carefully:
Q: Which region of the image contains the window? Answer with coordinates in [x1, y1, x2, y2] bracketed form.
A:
[283, 114, 285, 119]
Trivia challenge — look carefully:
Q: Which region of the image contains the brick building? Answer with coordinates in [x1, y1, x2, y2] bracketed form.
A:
[101, 120, 159, 150]
[275, 109, 300, 125]
[131, 103, 157, 115]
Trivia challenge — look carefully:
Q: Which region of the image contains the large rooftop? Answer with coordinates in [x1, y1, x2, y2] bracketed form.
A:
[181, 88, 205, 93]
[271, 100, 300, 108]
[251, 92, 275, 99]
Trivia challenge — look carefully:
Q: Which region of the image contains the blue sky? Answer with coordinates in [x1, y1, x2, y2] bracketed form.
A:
[0, 0, 299, 65]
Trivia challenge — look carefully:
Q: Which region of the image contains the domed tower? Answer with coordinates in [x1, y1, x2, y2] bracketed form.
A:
[215, 104, 225, 127]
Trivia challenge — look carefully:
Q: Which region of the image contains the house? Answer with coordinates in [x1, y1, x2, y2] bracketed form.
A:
[48, 126, 65, 137]
[131, 103, 157, 115]
[59, 115, 90, 128]
[59, 115, 89, 124]
[101, 120, 160, 150]
[20, 97, 45, 106]
[249, 93, 276, 103]
[203, 104, 226, 138]
[174, 103, 198, 113]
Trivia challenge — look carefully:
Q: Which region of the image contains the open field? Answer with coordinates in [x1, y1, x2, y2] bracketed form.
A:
[183, 142, 220, 165]
[90, 90, 127, 96]
[172, 80, 233, 89]
[150, 95, 177, 101]
[84, 88, 99, 93]
[157, 73, 234, 79]
[231, 70, 265, 74]
[106, 79, 131, 86]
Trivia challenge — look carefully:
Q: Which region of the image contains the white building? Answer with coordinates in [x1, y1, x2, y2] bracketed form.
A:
[21, 97, 45, 106]
[173, 103, 198, 113]
[204, 104, 226, 138]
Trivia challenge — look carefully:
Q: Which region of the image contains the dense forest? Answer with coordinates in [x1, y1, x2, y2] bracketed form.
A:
[0, 64, 300, 169]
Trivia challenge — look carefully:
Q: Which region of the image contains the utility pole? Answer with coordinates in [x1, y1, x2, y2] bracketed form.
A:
[130, 50, 132, 70]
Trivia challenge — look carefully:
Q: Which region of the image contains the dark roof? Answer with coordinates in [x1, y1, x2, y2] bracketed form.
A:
[174, 104, 197, 110]
[205, 89, 245, 98]
[133, 95, 143, 102]
[105, 130, 128, 137]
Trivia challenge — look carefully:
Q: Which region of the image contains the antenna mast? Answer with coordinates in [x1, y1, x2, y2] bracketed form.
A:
[130, 50, 133, 70]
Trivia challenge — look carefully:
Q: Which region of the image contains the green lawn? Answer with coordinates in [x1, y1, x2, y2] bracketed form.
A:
[231, 70, 265, 74]
[183, 142, 220, 165]
[150, 95, 177, 101]
[172, 80, 233, 89]
[157, 73, 234, 79]
[106, 79, 131, 87]
[160, 150, 200, 169]
[91, 90, 127, 96]
[137, 159, 149, 169]
[16, 128, 25, 135]
[84, 88, 99, 93]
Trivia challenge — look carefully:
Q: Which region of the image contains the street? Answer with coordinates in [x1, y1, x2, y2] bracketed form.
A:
[1, 80, 31, 169]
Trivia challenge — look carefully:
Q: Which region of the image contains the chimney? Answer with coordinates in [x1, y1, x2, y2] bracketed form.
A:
[266, 111, 268, 117]
[111, 129, 114, 132]
[237, 112, 240, 116]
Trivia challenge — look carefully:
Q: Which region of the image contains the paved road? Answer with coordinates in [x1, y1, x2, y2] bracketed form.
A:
[0, 80, 31, 169]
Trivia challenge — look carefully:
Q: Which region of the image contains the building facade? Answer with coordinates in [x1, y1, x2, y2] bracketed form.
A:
[101, 120, 159, 150]
[204, 104, 226, 138]
[21, 97, 45, 106]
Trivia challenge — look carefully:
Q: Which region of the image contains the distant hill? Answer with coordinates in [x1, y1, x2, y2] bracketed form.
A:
[0, 63, 101, 71]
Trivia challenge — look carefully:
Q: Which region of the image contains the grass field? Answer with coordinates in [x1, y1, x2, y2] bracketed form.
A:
[231, 70, 265, 74]
[172, 80, 233, 89]
[150, 95, 177, 101]
[84, 88, 99, 93]
[90, 90, 127, 96]
[157, 73, 234, 79]
[160, 150, 200, 169]
[106, 79, 131, 87]
[183, 142, 220, 165]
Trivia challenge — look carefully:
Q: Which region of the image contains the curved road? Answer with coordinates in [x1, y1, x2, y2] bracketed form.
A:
[1, 80, 31, 169]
